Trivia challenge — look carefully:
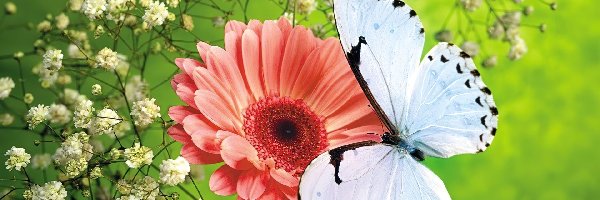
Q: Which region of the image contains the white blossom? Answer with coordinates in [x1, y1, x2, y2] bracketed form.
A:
[48, 104, 72, 125]
[130, 176, 159, 200]
[73, 99, 94, 128]
[90, 166, 103, 179]
[5, 2, 16, 15]
[166, 0, 179, 8]
[159, 156, 190, 186]
[37, 20, 52, 33]
[91, 107, 120, 135]
[62, 88, 88, 109]
[461, 0, 482, 11]
[182, 14, 194, 31]
[91, 84, 102, 95]
[296, 0, 317, 15]
[31, 153, 52, 169]
[125, 75, 148, 102]
[0, 113, 14, 126]
[82, 0, 107, 20]
[461, 41, 480, 57]
[23, 93, 34, 104]
[55, 13, 70, 30]
[53, 132, 93, 177]
[4, 146, 31, 171]
[508, 36, 527, 60]
[25, 181, 67, 200]
[124, 142, 153, 168]
[115, 54, 130, 77]
[42, 49, 63, 72]
[131, 98, 160, 127]
[106, 0, 130, 21]
[68, 44, 86, 59]
[142, 1, 168, 27]
[94, 47, 119, 70]
[0, 77, 15, 99]
[70, 0, 84, 11]
[26, 104, 50, 129]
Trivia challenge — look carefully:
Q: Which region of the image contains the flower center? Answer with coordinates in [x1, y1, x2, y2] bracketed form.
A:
[243, 96, 328, 174]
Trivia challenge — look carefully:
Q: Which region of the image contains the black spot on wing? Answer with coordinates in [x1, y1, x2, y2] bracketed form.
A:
[392, 0, 405, 7]
[456, 63, 463, 73]
[409, 10, 417, 18]
[460, 51, 471, 58]
[420, 28, 425, 34]
[465, 80, 471, 88]
[479, 134, 484, 142]
[328, 141, 377, 184]
[481, 87, 492, 95]
[470, 70, 480, 77]
[491, 127, 497, 136]
[490, 107, 498, 115]
[346, 36, 367, 69]
[480, 115, 488, 128]
[485, 143, 490, 147]
[475, 96, 483, 107]
[428, 55, 433, 61]
[410, 149, 425, 161]
[440, 55, 449, 63]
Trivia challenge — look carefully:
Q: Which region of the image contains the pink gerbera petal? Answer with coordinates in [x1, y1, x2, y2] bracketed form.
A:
[168, 18, 383, 199]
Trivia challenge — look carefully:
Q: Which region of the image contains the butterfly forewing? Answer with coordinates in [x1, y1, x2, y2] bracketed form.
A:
[405, 43, 498, 158]
[334, 0, 425, 133]
[299, 144, 451, 199]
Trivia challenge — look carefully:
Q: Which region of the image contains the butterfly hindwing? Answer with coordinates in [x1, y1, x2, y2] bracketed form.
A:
[405, 43, 498, 158]
[299, 143, 451, 199]
[334, 0, 425, 132]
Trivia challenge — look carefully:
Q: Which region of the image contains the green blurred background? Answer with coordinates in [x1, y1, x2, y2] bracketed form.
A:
[1, 0, 599, 199]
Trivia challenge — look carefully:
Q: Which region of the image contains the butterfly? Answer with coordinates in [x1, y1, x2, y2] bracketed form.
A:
[298, 0, 498, 199]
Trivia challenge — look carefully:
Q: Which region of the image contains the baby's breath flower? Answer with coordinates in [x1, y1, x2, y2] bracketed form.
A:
[550, 2, 557, 10]
[4, 2, 16, 15]
[43, 49, 64, 72]
[91, 84, 102, 95]
[94, 24, 105, 38]
[31, 153, 52, 169]
[14, 51, 24, 59]
[4, 146, 31, 171]
[25, 181, 67, 200]
[159, 156, 190, 186]
[139, 0, 151, 7]
[482, 55, 498, 68]
[181, 14, 194, 31]
[508, 36, 527, 60]
[125, 75, 148, 102]
[523, 6, 534, 16]
[57, 74, 72, 85]
[37, 20, 52, 33]
[435, 29, 453, 42]
[26, 104, 49, 129]
[297, 0, 317, 15]
[67, 44, 86, 59]
[23, 93, 34, 104]
[0, 113, 14, 126]
[82, 0, 107, 20]
[90, 166, 103, 179]
[73, 99, 94, 128]
[115, 54, 130, 77]
[143, 1, 169, 27]
[461, 0, 482, 12]
[62, 88, 88, 108]
[109, 148, 122, 160]
[48, 103, 71, 125]
[111, 120, 130, 138]
[55, 13, 70, 30]
[130, 176, 159, 200]
[0, 77, 15, 99]
[54, 132, 93, 178]
[123, 15, 137, 26]
[166, 0, 179, 8]
[106, 0, 130, 21]
[131, 98, 160, 127]
[501, 11, 521, 27]
[167, 12, 176, 21]
[91, 107, 120, 135]
[124, 142, 153, 168]
[488, 22, 505, 39]
[461, 41, 480, 57]
[94, 47, 119, 70]
[70, 0, 84, 11]
[212, 16, 225, 27]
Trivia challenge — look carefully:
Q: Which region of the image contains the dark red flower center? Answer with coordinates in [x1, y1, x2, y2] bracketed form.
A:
[243, 96, 328, 174]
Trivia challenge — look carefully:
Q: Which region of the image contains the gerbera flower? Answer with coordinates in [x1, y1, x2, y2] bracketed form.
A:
[168, 17, 383, 199]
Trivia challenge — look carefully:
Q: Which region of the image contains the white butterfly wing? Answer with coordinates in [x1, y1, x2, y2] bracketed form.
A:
[334, 0, 425, 129]
[405, 43, 498, 158]
[299, 144, 450, 200]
